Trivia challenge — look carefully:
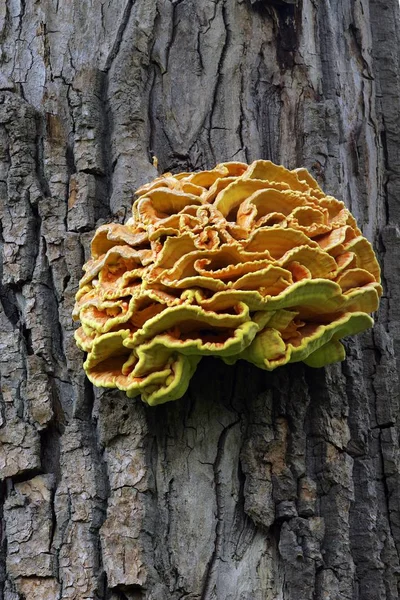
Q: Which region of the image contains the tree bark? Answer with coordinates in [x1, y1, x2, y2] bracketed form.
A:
[1, 0, 400, 598]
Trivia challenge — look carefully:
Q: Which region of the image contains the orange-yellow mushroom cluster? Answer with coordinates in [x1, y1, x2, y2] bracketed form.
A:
[73, 160, 382, 406]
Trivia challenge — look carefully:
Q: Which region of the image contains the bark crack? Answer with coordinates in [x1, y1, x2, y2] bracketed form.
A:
[378, 428, 400, 565]
[208, 0, 229, 163]
[200, 419, 240, 600]
[103, 0, 136, 73]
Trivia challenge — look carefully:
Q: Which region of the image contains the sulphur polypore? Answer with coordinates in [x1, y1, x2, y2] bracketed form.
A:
[73, 160, 382, 406]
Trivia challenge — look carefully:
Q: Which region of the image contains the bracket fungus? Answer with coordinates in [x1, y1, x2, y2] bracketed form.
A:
[73, 160, 382, 406]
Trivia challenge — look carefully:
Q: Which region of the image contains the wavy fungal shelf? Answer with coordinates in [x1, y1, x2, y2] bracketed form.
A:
[73, 160, 382, 406]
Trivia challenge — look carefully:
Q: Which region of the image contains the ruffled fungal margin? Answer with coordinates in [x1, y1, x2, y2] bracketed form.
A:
[73, 160, 382, 406]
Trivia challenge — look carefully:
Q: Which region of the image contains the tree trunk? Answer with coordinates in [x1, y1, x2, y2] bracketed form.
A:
[1, 0, 400, 598]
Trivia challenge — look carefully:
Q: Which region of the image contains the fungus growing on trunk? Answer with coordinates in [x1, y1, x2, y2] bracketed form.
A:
[73, 160, 382, 406]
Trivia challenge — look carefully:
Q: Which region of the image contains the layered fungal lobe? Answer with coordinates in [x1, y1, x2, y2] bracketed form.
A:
[73, 161, 382, 406]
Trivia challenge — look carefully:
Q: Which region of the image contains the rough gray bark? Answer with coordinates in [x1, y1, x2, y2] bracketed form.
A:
[0, 0, 399, 598]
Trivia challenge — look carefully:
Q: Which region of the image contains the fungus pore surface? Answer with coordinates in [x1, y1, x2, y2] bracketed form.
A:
[73, 160, 382, 406]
